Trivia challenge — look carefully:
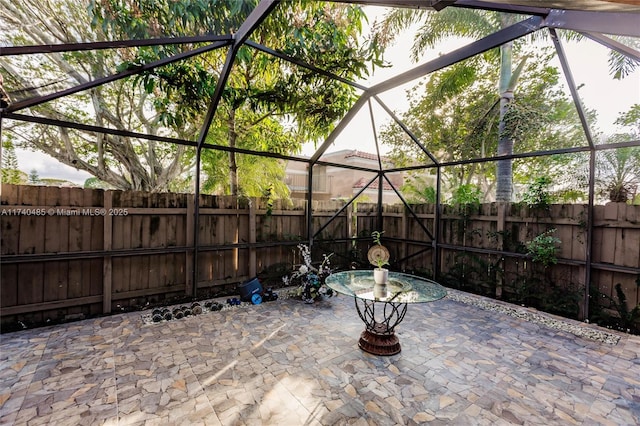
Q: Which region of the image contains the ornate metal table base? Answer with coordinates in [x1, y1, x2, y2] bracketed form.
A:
[359, 328, 401, 355]
[325, 270, 447, 357]
[354, 298, 407, 356]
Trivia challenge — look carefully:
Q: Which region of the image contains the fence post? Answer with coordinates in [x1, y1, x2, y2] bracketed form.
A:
[185, 195, 194, 295]
[102, 191, 113, 314]
[249, 199, 257, 277]
[402, 205, 408, 268]
[495, 203, 507, 299]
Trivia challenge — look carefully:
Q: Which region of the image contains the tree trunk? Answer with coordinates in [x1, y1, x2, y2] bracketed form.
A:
[228, 109, 239, 196]
[496, 34, 514, 202]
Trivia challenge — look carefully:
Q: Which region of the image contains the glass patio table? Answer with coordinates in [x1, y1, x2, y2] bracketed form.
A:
[325, 270, 447, 356]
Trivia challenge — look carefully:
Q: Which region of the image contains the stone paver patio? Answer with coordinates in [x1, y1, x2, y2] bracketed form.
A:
[1, 289, 639, 425]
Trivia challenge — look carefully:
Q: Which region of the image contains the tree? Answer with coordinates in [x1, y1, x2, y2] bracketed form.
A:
[597, 105, 640, 203]
[90, 0, 385, 197]
[84, 177, 112, 189]
[376, 7, 636, 201]
[381, 50, 584, 202]
[1, 139, 23, 184]
[377, 8, 528, 200]
[1, 0, 196, 192]
[561, 105, 640, 204]
[401, 175, 436, 204]
[198, 108, 294, 198]
[28, 169, 40, 184]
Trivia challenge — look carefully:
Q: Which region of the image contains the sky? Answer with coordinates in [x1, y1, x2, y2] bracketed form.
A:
[10, 5, 640, 184]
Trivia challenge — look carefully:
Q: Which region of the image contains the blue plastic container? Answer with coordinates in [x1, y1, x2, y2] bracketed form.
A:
[237, 277, 263, 303]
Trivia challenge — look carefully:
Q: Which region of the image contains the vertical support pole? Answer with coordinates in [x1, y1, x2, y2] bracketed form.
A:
[102, 191, 113, 314]
[369, 98, 384, 235]
[377, 172, 383, 232]
[185, 194, 194, 295]
[401, 204, 408, 270]
[0, 115, 3, 198]
[495, 203, 507, 299]
[192, 146, 202, 298]
[347, 202, 354, 263]
[347, 203, 353, 242]
[434, 167, 442, 278]
[584, 149, 596, 320]
[233, 196, 239, 277]
[249, 198, 257, 277]
[306, 163, 314, 248]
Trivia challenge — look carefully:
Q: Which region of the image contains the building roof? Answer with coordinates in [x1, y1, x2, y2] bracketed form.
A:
[353, 177, 397, 191]
[344, 150, 381, 161]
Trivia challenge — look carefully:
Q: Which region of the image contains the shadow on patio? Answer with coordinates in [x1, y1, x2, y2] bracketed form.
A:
[1, 289, 639, 425]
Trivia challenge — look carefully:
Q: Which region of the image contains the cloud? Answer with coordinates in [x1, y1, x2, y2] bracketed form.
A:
[16, 149, 91, 184]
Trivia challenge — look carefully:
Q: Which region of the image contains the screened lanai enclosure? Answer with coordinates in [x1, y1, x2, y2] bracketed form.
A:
[1, 0, 639, 331]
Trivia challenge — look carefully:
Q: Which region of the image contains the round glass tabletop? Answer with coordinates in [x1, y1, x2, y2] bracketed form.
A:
[325, 270, 447, 303]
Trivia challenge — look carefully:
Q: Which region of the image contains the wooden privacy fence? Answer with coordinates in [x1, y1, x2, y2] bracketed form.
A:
[379, 202, 639, 320]
[1, 184, 639, 328]
[0, 184, 313, 327]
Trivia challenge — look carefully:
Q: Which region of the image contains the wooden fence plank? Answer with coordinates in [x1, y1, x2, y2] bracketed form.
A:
[130, 213, 147, 293]
[1, 215, 19, 255]
[621, 204, 640, 269]
[1, 184, 19, 204]
[103, 191, 113, 313]
[66, 189, 84, 304]
[18, 262, 44, 320]
[43, 261, 63, 302]
[185, 196, 194, 294]
[1, 264, 18, 308]
[249, 201, 257, 277]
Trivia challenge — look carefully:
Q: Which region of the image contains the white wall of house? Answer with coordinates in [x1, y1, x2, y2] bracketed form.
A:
[285, 150, 405, 203]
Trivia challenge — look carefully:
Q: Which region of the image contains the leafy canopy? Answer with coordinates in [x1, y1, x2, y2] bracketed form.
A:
[382, 48, 585, 201]
[90, 0, 386, 196]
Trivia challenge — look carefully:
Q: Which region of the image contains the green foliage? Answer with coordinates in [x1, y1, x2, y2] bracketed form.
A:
[90, 0, 258, 40]
[372, 257, 389, 269]
[554, 188, 586, 203]
[383, 59, 500, 191]
[565, 106, 640, 204]
[2, 0, 197, 192]
[525, 229, 561, 267]
[376, 8, 516, 63]
[401, 174, 436, 204]
[510, 273, 582, 318]
[520, 176, 554, 209]
[28, 169, 40, 184]
[90, 0, 385, 196]
[607, 37, 640, 80]
[597, 113, 640, 203]
[377, 7, 604, 202]
[84, 177, 112, 189]
[615, 103, 640, 131]
[369, 231, 389, 268]
[449, 184, 482, 206]
[1, 140, 23, 184]
[590, 279, 640, 335]
[596, 141, 640, 204]
[371, 230, 384, 245]
[382, 49, 583, 200]
[199, 107, 295, 197]
[447, 184, 482, 240]
[612, 283, 640, 333]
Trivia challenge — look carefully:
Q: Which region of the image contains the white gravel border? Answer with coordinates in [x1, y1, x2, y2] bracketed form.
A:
[445, 289, 621, 345]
